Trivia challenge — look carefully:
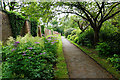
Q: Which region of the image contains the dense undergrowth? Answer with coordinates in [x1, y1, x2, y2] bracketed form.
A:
[2, 34, 68, 79]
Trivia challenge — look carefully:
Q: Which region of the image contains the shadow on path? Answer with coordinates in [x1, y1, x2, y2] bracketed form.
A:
[61, 36, 113, 78]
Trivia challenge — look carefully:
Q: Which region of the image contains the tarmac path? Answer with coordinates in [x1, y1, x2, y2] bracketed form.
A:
[61, 36, 113, 79]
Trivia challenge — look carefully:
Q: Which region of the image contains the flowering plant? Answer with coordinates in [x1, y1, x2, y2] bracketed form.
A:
[2, 34, 59, 79]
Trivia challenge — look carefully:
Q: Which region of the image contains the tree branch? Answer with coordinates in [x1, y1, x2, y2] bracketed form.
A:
[61, 11, 89, 21]
[77, 2, 94, 21]
[103, 10, 120, 22]
[104, 2, 120, 19]
[94, 0, 101, 9]
[95, 2, 104, 21]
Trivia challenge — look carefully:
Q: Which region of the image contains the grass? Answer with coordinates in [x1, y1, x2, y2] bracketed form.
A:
[0, 45, 2, 79]
[67, 38, 120, 79]
[54, 35, 69, 79]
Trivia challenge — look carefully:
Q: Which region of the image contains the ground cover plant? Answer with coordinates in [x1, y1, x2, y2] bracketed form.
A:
[2, 34, 60, 79]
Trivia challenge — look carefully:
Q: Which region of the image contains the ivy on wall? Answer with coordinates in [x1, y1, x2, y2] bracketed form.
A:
[41, 25, 45, 34]
[6, 11, 26, 38]
[30, 19, 38, 37]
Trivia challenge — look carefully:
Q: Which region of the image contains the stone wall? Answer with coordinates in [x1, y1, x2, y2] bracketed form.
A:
[20, 20, 31, 36]
[45, 28, 52, 36]
[44, 28, 60, 36]
[0, 11, 12, 42]
[38, 25, 42, 37]
[0, 11, 31, 42]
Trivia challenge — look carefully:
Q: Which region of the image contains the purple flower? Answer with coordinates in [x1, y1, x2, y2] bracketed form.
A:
[54, 39, 57, 40]
[45, 42, 47, 43]
[40, 53, 42, 55]
[23, 51, 26, 54]
[42, 34, 44, 36]
[35, 42, 39, 44]
[22, 54, 26, 56]
[33, 53, 35, 54]
[27, 47, 33, 49]
[48, 37, 51, 39]
[51, 42, 55, 44]
[11, 49, 15, 52]
[47, 39, 51, 41]
[43, 52, 46, 54]
[15, 41, 20, 44]
[51, 42, 55, 45]
[28, 57, 31, 58]
[13, 43, 17, 46]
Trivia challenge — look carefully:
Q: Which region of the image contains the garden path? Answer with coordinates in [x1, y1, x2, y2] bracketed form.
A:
[61, 36, 113, 78]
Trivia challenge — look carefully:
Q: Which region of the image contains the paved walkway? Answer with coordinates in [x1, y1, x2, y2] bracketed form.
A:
[61, 36, 113, 78]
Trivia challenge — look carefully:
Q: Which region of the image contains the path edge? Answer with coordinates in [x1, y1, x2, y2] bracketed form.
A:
[66, 37, 117, 80]
[61, 37, 71, 80]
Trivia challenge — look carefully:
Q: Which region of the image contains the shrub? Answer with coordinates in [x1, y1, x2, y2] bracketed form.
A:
[2, 34, 59, 79]
[67, 35, 71, 39]
[71, 35, 77, 41]
[73, 37, 79, 43]
[96, 42, 111, 57]
[71, 30, 77, 36]
[100, 21, 118, 42]
[107, 54, 120, 70]
[64, 28, 76, 38]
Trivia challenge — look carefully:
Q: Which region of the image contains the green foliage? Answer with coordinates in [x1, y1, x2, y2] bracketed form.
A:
[64, 28, 76, 38]
[99, 21, 120, 55]
[2, 34, 59, 79]
[96, 42, 111, 57]
[67, 35, 71, 39]
[6, 11, 26, 38]
[71, 29, 77, 36]
[41, 25, 45, 34]
[20, 2, 54, 23]
[70, 35, 77, 41]
[74, 28, 94, 48]
[55, 35, 69, 78]
[30, 19, 38, 37]
[107, 54, 120, 70]
[100, 21, 118, 42]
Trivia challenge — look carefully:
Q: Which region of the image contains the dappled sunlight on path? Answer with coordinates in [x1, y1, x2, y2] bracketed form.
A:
[61, 36, 113, 78]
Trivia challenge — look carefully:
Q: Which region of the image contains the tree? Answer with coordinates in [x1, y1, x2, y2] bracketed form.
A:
[72, 16, 89, 33]
[1, 1, 25, 11]
[20, 2, 55, 23]
[56, 1, 120, 45]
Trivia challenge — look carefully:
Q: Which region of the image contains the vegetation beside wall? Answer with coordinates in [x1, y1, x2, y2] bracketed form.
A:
[6, 11, 26, 38]
[2, 34, 60, 79]
[30, 19, 38, 37]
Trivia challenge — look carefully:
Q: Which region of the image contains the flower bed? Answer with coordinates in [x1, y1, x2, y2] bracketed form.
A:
[2, 34, 59, 79]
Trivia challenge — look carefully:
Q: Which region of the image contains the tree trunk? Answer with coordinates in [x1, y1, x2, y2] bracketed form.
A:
[94, 29, 100, 46]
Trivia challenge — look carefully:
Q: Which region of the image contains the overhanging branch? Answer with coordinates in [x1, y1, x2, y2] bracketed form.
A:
[61, 11, 89, 21]
[104, 2, 120, 19]
[103, 10, 120, 21]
